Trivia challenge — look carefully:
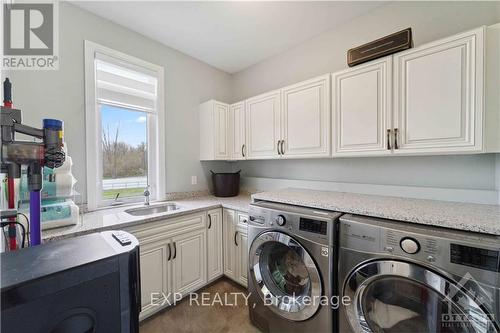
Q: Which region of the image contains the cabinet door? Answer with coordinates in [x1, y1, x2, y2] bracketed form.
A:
[207, 209, 223, 282]
[393, 27, 484, 154]
[171, 229, 207, 296]
[245, 90, 281, 159]
[230, 102, 246, 160]
[281, 75, 331, 158]
[223, 209, 237, 280]
[139, 238, 171, 319]
[333, 58, 392, 156]
[236, 228, 248, 287]
[214, 101, 230, 159]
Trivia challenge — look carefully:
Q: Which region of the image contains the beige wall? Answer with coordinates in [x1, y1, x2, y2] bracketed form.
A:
[230, 1, 500, 192]
[4, 2, 500, 201]
[232, 1, 500, 100]
[4, 2, 232, 202]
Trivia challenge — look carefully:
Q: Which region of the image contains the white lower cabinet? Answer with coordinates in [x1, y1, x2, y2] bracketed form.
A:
[223, 208, 249, 287]
[223, 209, 237, 280]
[138, 237, 171, 317]
[207, 208, 223, 282]
[236, 226, 248, 287]
[126, 212, 208, 320]
[128, 208, 249, 320]
[171, 229, 207, 296]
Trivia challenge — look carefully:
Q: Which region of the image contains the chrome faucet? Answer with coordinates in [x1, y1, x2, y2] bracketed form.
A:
[144, 185, 151, 205]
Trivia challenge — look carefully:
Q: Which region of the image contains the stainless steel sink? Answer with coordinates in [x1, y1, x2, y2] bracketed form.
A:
[125, 203, 179, 216]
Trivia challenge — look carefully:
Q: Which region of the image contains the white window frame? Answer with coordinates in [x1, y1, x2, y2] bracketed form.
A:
[84, 40, 165, 210]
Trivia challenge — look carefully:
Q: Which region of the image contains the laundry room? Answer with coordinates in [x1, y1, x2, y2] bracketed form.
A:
[1, 1, 500, 333]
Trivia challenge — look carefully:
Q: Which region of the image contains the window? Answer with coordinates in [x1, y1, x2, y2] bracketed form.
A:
[85, 41, 165, 210]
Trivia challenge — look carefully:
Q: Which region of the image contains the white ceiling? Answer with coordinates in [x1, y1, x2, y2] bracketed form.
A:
[73, 1, 387, 73]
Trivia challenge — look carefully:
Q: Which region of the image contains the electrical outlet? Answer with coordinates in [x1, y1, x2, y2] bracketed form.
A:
[191, 176, 197, 185]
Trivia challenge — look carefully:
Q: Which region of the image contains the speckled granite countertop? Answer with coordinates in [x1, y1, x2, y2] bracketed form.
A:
[42, 194, 252, 241]
[252, 188, 500, 236]
[43, 188, 500, 241]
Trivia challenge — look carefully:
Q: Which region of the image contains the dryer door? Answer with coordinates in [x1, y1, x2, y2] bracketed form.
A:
[343, 260, 499, 333]
[249, 231, 322, 321]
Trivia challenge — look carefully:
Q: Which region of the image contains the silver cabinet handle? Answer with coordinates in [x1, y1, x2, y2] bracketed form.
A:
[241, 144, 245, 157]
[280, 140, 285, 155]
[394, 128, 399, 150]
[387, 129, 392, 150]
[167, 243, 171, 261]
[208, 214, 212, 229]
[234, 231, 238, 246]
[172, 242, 177, 260]
[277, 140, 281, 155]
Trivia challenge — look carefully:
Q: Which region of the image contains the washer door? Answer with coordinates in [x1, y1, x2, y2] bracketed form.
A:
[249, 231, 322, 321]
[344, 260, 499, 333]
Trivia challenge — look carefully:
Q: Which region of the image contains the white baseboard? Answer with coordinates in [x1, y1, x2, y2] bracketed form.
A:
[241, 177, 499, 205]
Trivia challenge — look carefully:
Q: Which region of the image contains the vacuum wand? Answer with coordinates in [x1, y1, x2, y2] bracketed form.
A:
[1, 78, 66, 247]
[3, 78, 17, 250]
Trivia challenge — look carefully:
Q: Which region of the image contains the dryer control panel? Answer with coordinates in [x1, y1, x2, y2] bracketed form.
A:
[339, 214, 500, 279]
[450, 244, 500, 273]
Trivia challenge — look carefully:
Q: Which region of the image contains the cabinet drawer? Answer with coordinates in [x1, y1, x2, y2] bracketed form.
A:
[237, 212, 249, 229]
[126, 212, 205, 242]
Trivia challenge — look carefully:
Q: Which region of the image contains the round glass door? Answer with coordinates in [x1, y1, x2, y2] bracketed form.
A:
[344, 260, 498, 333]
[249, 231, 322, 321]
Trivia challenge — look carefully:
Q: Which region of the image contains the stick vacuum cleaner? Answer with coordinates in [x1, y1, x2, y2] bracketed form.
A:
[1, 78, 66, 247]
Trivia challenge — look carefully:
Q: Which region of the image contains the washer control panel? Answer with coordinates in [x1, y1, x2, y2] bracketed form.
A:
[275, 215, 286, 226]
[400, 237, 420, 254]
[299, 218, 328, 235]
[249, 202, 341, 245]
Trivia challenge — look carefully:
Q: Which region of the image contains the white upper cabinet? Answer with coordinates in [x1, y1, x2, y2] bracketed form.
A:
[199, 100, 230, 160]
[245, 90, 281, 159]
[393, 27, 484, 154]
[230, 101, 246, 160]
[332, 58, 392, 156]
[281, 74, 331, 158]
[485, 23, 500, 153]
[200, 25, 496, 160]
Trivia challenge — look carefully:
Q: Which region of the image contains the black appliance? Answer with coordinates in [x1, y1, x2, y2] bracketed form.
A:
[1, 230, 141, 333]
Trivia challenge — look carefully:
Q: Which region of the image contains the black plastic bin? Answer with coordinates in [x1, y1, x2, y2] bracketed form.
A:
[211, 170, 241, 197]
